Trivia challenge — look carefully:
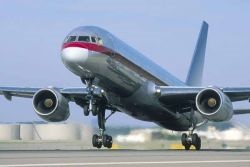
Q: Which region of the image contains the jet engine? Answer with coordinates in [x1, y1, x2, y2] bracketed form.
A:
[33, 88, 70, 122]
[195, 87, 233, 122]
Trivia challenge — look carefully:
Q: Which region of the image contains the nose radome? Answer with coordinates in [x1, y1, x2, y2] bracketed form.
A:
[61, 47, 89, 64]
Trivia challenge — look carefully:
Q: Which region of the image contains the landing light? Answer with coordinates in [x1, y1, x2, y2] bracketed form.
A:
[155, 88, 161, 95]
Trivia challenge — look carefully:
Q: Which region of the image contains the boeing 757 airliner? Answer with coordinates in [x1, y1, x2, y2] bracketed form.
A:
[1, 21, 250, 150]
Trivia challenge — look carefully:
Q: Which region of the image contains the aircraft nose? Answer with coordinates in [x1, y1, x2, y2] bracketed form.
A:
[61, 46, 89, 64]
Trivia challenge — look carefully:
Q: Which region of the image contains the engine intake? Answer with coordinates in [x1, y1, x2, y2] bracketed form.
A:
[196, 87, 233, 122]
[33, 88, 70, 122]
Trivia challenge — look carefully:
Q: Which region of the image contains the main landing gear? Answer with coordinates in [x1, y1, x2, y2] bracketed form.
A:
[92, 107, 113, 149]
[181, 130, 201, 150]
[82, 78, 113, 149]
[181, 108, 201, 151]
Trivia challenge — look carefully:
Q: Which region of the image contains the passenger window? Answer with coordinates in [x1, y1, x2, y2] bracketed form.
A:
[91, 37, 96, 43]
[78, 36, 90, 42]
[67, 36, 77, 42]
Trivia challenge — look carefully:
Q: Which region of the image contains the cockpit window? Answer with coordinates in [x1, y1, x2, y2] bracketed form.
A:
[91, 37, 96, 43]
[97, 37, 103, 45]
[78, 36, 90, 42]
[65, 35, 103, 45]
[67, 36, 77, 42]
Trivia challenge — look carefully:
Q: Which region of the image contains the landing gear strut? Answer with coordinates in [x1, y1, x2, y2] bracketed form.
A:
[82, 78, 99, 116]
[181, 108, 201, 150]
[82, 78, 113, 149]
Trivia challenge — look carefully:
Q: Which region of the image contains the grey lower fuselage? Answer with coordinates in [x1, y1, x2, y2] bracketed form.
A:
[61, 26, 203, 131]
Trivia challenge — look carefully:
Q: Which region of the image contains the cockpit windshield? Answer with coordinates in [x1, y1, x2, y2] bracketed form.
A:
[66, 36, 77, 42]
[78, 36, 90, 42]
[65, 35, 103, 45]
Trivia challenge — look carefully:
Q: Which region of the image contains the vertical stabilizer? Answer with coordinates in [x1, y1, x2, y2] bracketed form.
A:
[186, 21, 208, 86]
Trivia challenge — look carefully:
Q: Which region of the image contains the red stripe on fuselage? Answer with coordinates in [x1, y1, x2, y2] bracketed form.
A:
[62, 42, 113, 56]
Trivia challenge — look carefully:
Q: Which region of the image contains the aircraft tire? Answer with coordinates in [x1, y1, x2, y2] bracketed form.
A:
[92, 105, 98, 116]
[83, 105, 89, 116]
[92, 134, 99, 147]
[103, 134, 113, 148]
[181, 133, 187, 145]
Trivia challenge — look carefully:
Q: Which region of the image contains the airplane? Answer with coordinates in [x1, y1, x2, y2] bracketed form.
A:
[1, 21, 250, 150]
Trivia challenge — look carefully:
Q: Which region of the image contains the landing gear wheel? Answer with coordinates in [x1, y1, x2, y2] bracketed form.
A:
[103, 135, 113, 148]
[192, 133, 198, 144]
[92, 134, 102, 149]
[181, 133, 191, 150]
[92, 134, 112, 149]
[191, 133, 201, 150]
[83, 105, 89, 116]
[181, 132, 201, 150]
[92, 134, 100, 148]
[96, 142, 102, 149]
[92, 105, 98, 116]
[194, 137, 201, 150]
[181, 133, 187, 145]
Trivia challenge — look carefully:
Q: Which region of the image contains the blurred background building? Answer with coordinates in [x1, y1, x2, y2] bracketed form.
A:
[0, 121, 250, 150]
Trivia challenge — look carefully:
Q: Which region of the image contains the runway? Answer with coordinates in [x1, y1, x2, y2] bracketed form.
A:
[0, 150, 250, 167]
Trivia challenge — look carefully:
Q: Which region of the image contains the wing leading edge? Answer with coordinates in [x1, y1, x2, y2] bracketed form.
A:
[0, 86, 102, 102]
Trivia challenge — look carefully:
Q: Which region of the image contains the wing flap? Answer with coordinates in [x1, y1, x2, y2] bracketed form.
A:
[60, 87, 103, 97]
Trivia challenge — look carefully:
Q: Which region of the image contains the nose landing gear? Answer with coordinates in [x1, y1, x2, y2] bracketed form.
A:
[82, 79, 99, 116]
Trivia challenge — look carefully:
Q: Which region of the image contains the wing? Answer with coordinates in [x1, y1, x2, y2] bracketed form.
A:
[157, 86, 250, 115]
[0, 87, 39, 100]
[0, 86, 102, 102]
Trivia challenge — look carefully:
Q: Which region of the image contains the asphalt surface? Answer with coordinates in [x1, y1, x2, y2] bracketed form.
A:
[0, 150, 250, 167]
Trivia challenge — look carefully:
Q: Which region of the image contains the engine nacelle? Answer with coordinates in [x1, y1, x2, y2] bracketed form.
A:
[33, 88, 70, 122]
[196, 87, 233, 122]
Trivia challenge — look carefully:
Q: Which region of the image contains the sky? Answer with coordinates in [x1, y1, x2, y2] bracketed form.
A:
[0, 0, 250, 128]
